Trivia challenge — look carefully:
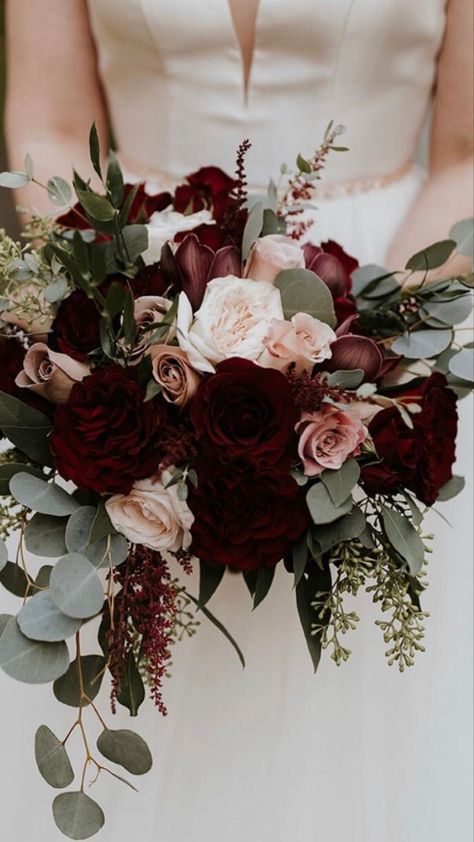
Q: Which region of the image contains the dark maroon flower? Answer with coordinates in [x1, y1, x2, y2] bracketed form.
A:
[174, 166, 247, 246]
[51, 290, 101, 362]
[362, 373, 458, 505]
[325, 335, 401, 382]
[304, 240, 359, 326]
[190, 358, 298, 470]
[161, 233, 241, 311]
[51, 364, 167, 494]
[189, 459, 310, 571]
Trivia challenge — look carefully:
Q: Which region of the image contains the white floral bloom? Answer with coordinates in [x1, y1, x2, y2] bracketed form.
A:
[142, 208, 213, 265]
[105, 474, 194, 553]
[177, 276, 284, 372]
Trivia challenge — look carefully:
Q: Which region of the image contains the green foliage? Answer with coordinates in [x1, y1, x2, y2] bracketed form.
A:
[49, 554, 104, 620]
[242, 200, 264, 259]
[274, 267, 336, 326]
[35, 725, 75, 789]
[53, 655, 105, 707]
[306, 481, 353, 525]
[17, 591, 82, 642]
[0, 616, 69, 683]
[0, 392, 53, 466]
[198, 558, 226, 607]
[96, 728, 153, 775]
[52, 792, 105, 840]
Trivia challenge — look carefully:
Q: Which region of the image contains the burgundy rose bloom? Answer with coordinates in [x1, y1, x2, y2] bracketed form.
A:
[51, 290, 101, 362]
[161, 233, 241, 310]
[56, 183, 172, 230]
[189, 459, 310, 571]
[51, 365, 167, 494]
[174, 166, 246, 246]
[362, 373, 458, 505]
[190, 358, 299, 469]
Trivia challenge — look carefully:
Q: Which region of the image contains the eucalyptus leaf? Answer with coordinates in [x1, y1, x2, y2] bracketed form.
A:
[17, 591, 81, 642]
[306, 482, 353, 525]
[35, 725, 75, 789]
[44, 277, 70, 304]
[436, 475, 465, 501]
[87, 533, 129, 569]
[253, 566, 275, 609]
[391, 329, 453, 359]
[448, 348, 474, 383]
[52, 791, 105, 840]
[312, 506, 366, 554]
[242, 201, 264, 259]
[380, 505, 425, 575]
[96, 728, 153, 775]
[66, 507, 97, 553]
[0, 171, 30, 188]
[406, 239, 457, 271]
[361, 275, 400, 299]
[421, 296, 472, 328]
[198, 559, 226, 608]
[0, 538, 7, 573]
[35, 565, 53, 589]
[10, 473, 79, 517]
[325, 369, 365, 389]
[0, 463, 44, 496]
[47, 176, 73, 207]
[116, 652, 145, 717]
[321, 459, 360, 507]
[450, 218, 474, 260]
[0, 613, 12, 637]
[0, 561, 30, 598]
[53, 654, 106, 707]
[0, 617, 69, 683]
[89, 501, 116, 544]
[274, 268, 336, 327]
[50, 554, 104, 619]
[0, 391, 53, 466]
[351, 264, 388, 297]
[24, 514, 69, 557]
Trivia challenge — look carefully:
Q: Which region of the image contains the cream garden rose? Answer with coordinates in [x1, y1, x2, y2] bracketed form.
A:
[244, 234, 305, 284]
[296, 404, 368, 476]
[142, 208, 213, 265]
[177, 275, 284, 372]
[105, 473, 194, 553]
[259, 313, 336, 374]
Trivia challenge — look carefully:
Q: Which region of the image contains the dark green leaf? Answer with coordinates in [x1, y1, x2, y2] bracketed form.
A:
[253, 566, 275, 609]
[0, 562, 31, 598]
[260, 208, 281, 236]
[198, 559, 226, 607]
[89, 501, 116, 543]
[35, 725, 74, 789]
[296, 153, 312, 174]
[380, 504, 425, 575]
[0, 617, 69, 683]
[116, 652, 145, 717]
[120, 225, 149, 264]
[25, 514, 69, 557]
[0, 463, 44, 495]
[53, 792, 105, 840]
[295, 572, 329, 673]
[106, 151, 124, 206]
[76, 188, 116, 223]
[96, 728, 153, 775]
[437, 475, 465, 501]
[312, 506, 366, 554]
[306, 482, 353, 525]
[321, 459, 360, 507]
[292, 533, 308, 587]
[405, 240, 457, 272]
[0, 391, 53, 466]
[187, 592, 245, 668]
[53, 655, 106, 707]
[88, 123, 102, 181]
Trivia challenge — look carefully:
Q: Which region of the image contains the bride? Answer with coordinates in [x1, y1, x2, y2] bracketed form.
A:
[2, 1, 473, 840]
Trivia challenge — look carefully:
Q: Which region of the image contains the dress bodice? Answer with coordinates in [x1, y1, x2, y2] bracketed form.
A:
[87, 0, 446, 188]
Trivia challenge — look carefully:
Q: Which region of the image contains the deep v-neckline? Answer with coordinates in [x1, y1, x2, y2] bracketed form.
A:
[226, 0, 263, 104]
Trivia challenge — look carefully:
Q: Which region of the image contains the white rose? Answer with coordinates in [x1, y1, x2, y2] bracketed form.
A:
[177, 275, 284, 372]
[142, 209, 213, 265]
[105, 474, 194, 553]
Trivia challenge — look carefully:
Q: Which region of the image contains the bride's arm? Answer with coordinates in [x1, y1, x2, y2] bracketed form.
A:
[386, 0, 473, 273]
[5, 0, 108, 217]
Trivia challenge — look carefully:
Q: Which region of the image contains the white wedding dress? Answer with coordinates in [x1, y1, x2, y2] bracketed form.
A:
[1, 2, 473, 841]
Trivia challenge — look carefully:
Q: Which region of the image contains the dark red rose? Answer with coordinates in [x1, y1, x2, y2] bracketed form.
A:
[0, 336, 50, 414]
[324, 335, 401, 382]
[56, 183, 172, 230]
[51, 365, 167, 494]
[161, 233, 241, 310]
[190, 358, 298, 469]
[51, 290, 101, 362]
[174, 223, 231, 251]
[174, 166, 246, 246]
[362, 373, 458, 505]
[189, 459, 310, 571]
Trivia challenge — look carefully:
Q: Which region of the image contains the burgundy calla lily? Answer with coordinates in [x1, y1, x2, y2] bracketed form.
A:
[326, 334, 401, 383]
[161, 233, 241, 311]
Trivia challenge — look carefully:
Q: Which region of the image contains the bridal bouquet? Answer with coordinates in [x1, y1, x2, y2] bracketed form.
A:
[0, 126, 472, 839]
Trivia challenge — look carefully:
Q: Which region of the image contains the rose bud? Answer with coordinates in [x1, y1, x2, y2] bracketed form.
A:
[325, 335, 401, 383]
[15, 342, 90, 404]
[149, 345, 202, 408]
[244, 234, 305, 284]
[134, 295, 176, 347]
[260, 313, 336, 375]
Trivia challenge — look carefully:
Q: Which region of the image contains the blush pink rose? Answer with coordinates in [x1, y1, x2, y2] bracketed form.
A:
[259, 313, 336, 374]
[244, 234, 305, 284]
[296, 404, 368, 476]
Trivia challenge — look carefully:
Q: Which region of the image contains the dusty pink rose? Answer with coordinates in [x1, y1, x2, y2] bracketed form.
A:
[296, 404, 368, 476]
[15, 342, 89, 404]
[244, 234, 305, 284]
[260, 313, 336, 374]
[149, 344, 202, 407]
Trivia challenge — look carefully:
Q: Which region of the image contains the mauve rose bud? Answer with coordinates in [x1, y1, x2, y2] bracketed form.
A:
[15, 342, 90, 403]
[326, 335, 386, 383]
[149, 344, 202, 408]
[303, 244, 348, 298]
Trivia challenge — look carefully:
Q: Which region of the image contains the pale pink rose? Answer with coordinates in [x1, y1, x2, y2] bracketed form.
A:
[105, 473, 194, 553]
[260, 313, 336, 374]
[149, 344, 202, 408]
[296, 404, 368, 476]
[2, 282, 53, 339]
[244, 234, 305, 284]
[15, 342, 89, 404]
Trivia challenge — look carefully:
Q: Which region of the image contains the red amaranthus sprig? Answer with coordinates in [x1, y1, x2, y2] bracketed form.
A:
[110, 546, 180, 715]
[288, 369, 352, 414]
[232, 138, 252, 208]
